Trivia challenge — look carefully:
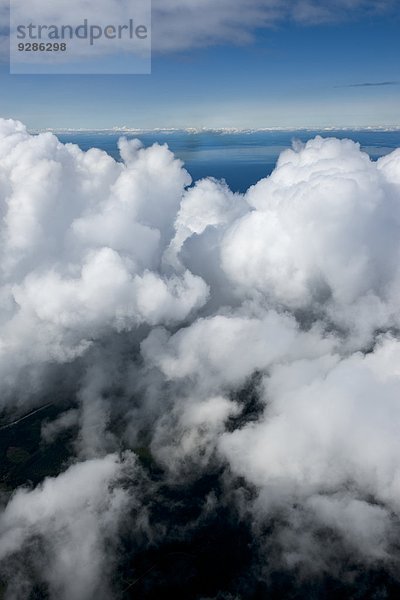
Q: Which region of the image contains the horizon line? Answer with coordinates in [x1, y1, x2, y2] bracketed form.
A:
[30, 125, 400, 135]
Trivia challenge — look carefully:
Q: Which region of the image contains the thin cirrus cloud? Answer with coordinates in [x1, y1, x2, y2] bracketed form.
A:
[338, 80, 400, 87]
[0, 0, 396, 56]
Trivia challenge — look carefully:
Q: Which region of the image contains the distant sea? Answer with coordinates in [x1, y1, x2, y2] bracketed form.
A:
[55, 129, 400, 193]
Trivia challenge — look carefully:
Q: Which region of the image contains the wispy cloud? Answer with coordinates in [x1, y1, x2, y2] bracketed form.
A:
[0, 0, 397, 54]
[338, 81, 400, 88]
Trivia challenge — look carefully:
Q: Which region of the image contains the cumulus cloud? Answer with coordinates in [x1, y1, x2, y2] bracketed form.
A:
[0, 118, 208, 405]
[2, 118, 400, 596]
[220, 136, 400, 346]
[219, 336, 400, 545]
[0, 453, 138, 600]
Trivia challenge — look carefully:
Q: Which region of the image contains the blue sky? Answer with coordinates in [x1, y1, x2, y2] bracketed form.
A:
[0, 7, 399, 129]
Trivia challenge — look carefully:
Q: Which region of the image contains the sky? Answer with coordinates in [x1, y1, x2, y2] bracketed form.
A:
[0, 1, 399, 129]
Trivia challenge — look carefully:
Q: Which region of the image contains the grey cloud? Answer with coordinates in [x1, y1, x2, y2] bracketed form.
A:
[339, 81, 400, 87]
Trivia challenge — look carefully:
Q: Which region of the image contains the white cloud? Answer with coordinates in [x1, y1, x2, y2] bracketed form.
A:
[152, 0, 396, 52]
[0, 453, 137, 600]
[0, 119, 208, 404]
[220, 136, 400, 346]
[216, 335, 400, 564]
[0, 0, 395, 59]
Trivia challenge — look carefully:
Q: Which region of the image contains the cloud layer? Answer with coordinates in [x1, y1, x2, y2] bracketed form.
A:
[1, 118, 400, 597]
